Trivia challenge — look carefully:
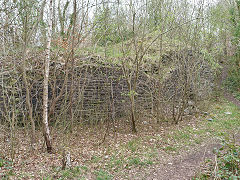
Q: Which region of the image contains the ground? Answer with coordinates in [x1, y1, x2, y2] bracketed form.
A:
[0, 67, 240, 180]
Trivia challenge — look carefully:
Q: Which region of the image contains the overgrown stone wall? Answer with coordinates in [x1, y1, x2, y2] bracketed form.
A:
[0, 50, 214, 124]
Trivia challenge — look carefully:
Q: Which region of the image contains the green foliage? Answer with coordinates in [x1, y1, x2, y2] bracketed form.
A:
[127, 157, 153, 167]
[127, 157, 142, 166]
[95, 170, 112, 180]
[229, 3, 240, 45]
[163, 145, 178, 153]
[61, 167, 81, 179]
[225, 1, 240, 100]
[225, 66, 240, 100]
[229, 3, 240, 56]
[147, 0, 163, 28]
[90, 155, 102, 163]
[201, 49, 221, 72]
[49, 166, 88, 180]
[92, 7, 132, 46]
[127, 139, 139, 152]
[196, 140, 240, 179]
[107, 155, 124, 171]
[0, 158, 4, 167]
[0, 158, 14, 179]
[0, 158, 13, 169]
[214, 142, 240, 179]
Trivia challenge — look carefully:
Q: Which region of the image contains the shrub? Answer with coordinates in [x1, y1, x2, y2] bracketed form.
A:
[196, 140, 240, 179]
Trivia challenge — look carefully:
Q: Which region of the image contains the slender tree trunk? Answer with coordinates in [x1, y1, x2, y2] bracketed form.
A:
[130, 95, 137, 133]
[69, 0, 77, 132]
[43, 0, 53, 153]
[22, 46, 36, 143]
[22, 15, 36, 143]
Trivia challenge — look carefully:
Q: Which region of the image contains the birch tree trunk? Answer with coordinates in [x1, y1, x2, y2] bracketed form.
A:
[43, 0, 53, 153]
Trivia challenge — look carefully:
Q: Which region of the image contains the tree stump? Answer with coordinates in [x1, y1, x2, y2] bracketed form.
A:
[62, 149, 71, 170]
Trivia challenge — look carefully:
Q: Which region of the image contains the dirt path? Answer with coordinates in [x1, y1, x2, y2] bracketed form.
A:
[124, 141, 222, 180]
[129, 64, 240, 180]
[146, 144, 221, 180]
[126, 143, 220, 180]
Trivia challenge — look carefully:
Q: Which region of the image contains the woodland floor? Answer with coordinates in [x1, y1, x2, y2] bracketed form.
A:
[0, 96, 239, 180]
[0, 66, 240, 180]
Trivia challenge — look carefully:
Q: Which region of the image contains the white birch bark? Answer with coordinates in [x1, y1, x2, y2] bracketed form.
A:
[43, 0, 53, 153]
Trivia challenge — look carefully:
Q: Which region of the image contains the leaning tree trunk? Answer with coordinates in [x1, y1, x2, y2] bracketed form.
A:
[43, 0, 53, 153]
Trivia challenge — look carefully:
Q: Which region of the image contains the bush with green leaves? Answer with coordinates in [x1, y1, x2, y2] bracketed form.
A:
[227, 0, 240, 99]
[195, 140, 240, 179]
[0, 157, 14, 179]
[214, 142, 240, 179]
[225, 63, 240, 100]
